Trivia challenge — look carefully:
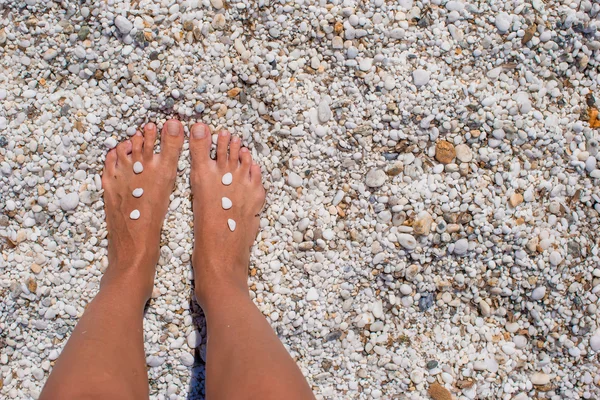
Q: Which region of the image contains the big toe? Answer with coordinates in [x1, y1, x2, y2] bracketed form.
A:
[189, 123, 212, 164]
[160, 119, 184, 161]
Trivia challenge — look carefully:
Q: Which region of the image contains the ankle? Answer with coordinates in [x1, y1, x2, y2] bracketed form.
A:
[194, 279, 249, 313]
[101, 265, 155, 304]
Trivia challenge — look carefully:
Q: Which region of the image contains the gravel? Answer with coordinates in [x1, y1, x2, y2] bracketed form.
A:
[1, 0, 600, 399]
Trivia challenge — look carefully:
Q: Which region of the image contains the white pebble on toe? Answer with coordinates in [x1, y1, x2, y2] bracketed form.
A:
[227, 219, 236, 232]
[130, 209, 140, 220]
[133, 161, 144, 174]
[132, 188, 144, 198]
[221, 172, 232, 185]
[222, 197, 232, 210]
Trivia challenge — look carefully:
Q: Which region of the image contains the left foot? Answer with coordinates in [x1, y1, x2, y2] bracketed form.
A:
[100, 120, 184, 299]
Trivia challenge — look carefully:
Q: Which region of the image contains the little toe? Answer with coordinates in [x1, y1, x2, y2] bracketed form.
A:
[143, 123, 157, 160]
[216, 130, 230, 168]
[116, 140, 133, 166]
[250, 162, 262, 184]
[160, 119, 184, 162]
[103, 149, 117, 180]
[189, 123, 213, 164]
[239, 147, 252, 177]
[228, 136, 241, 169]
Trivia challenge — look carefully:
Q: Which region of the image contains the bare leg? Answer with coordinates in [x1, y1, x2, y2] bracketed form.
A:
[40, 121, 185, 399]
[189, 123, 315, 400]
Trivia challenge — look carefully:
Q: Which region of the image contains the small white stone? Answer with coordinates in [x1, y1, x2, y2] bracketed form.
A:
[455, 144, 473, 162]
[410, 369, 424, 384]
[227, 219, 236, 232]
[114, 15, 133, 35]
[60, 192, 80, 211]
[318, 100, 332, 123]
[210, 0, 224, 9]
[146, 355, 165, 367]
[453, 238, 469, 255]
[531, 286, 546, 300]
[180, 352, 195, 367]
[287, 171, 303, 188]
[222, 172, 232, 185]
[130, 209, 140, 220]
[413, 69, 431, 87]
[513, 335, 528, 349]
[132, 161, 144, 174]
[222, 197, 232, 210]
[549, 251, 562, 265]
[530, 372, 550, 386]
[590, 335, 600, 351]
[399, 284, 412, 295]
[187, 330, 201, 348]
[397, 234, 417, 250]
[132, 188, 144, 198]
[495, 12, 512, 33]
[306, 287, 319, 301]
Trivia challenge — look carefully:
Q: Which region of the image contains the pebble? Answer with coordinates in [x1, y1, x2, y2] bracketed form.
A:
[147, 355, 165, 367]
[114, 15, 133, 35]
[590, 336, 600, 351]
[318, 100, 332, 123]
[428, 383, 452, 400]
[227, 219, 236, 232]
[454, 144, 472, 162]
[287, 171, 303, 188]
[222, 172, 232, 185]
[549, 251, 562, 266]
[435, 141, 456, 164]
[495, 13, 512, 33]
[130, 209, 140, 220]
[210, 0, 224, 9]
[509, 193, 524, 208]
[132, 188, 144, 198]
[180, 352, 195, 367]
[187, 330, 201, 348]
[133, 161, 144, 174]
[413, 69, 431, 87]
[60, 193, 80, 211]
[453, 239, 469, 255]
[397, 234, 417, 250]
[531, 287, 546, 300]
[530, 372, 550, 386]
[306, 287, 319, 301]
[221, 197, 232, 210]
[365, 169, 386, 188]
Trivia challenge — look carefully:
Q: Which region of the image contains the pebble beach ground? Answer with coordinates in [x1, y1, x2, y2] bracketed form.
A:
[1, 0, 600, 399]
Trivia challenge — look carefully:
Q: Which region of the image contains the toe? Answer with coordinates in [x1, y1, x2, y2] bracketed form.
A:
[216, 130, 230, 168]
[102, 149, 118, 184]
[131, 131, 143, 161]
[116, 140, 133, 166]
[239, 147, 252, 177]
[143, 123, 157, 160]
[160, 119, 184, 162]
[189, 123, 212, 164]
[250, 162, 262, 184]
[228, 136, 241, 169]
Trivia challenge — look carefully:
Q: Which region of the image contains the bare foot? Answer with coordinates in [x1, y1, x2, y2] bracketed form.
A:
[189, 123, 266, 306]
[100, 120, 184, 299]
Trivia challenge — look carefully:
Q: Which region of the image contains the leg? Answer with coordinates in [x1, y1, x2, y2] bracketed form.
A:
[189, 123, 315, 400]
[40, 121, 185, 399]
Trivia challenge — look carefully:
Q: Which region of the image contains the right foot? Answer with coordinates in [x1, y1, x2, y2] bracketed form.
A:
[189, 123, 266, 306]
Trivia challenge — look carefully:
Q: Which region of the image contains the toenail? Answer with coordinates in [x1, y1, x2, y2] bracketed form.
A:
[165, 120, 182, 136]
[192, 124, 206, 139]
[219, 131, 229, 137]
